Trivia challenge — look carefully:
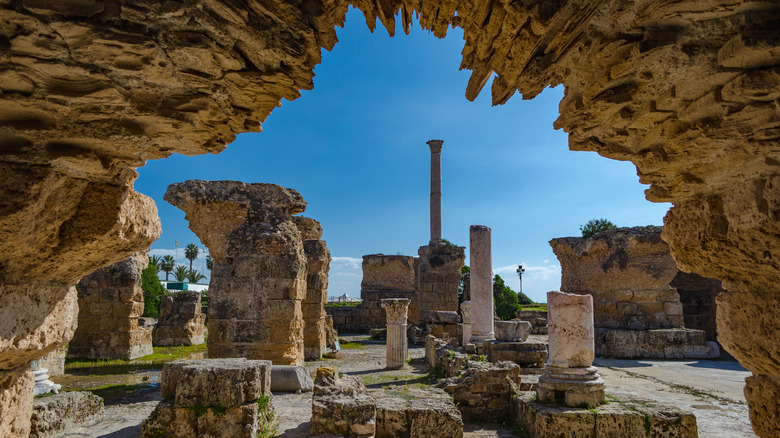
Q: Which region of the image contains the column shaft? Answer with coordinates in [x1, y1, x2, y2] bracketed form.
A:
[469, 225, 494, 342]
[427, 140, 443, 244]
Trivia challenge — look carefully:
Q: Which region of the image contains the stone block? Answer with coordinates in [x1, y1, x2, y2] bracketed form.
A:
[374, 387, 463, 438]
[270, 365, 313, 392]
[443, 361, 522, 422]
[421, 310, 461, 324]
[484, 341, 547, 366]
[30, 391, 104, 438]
[141, 400, 261, 438]
[595, 328, 717, 359]
[664, 301, 684, 316]
[311, 367, 376, 437]
[494, 320, 532, 342]
[161, 358, 271, 408]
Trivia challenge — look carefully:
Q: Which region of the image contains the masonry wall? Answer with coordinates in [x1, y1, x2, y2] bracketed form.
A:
[360, 254, 418, 327]
[417, 244, 465, 324]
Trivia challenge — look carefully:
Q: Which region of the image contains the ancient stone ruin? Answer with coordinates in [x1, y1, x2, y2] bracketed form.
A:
[68, 252, 153, 360]
[311, 366, 376, 437]
[550, 226, 719, 359]
[293, 216, 331, 361]
[0, 1, 778, 436]
[381, 298, 410, 369]
[152, 291, 206, 347]
[141, 358, 272, 437]
[164, 180, 308, 365]
[469, 225, 495, 345]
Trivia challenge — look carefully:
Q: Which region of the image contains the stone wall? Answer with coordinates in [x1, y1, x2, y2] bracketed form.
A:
[165, 181, 307, 365]
[360, 254, 418, 326]
[0, 1, 778, 435]
[294, 216, 331, 361]
[417, 243, 465, 322]
[671, 272, 724, 345]
[153, 292, 206, 347]
[68, 253, 153, 360]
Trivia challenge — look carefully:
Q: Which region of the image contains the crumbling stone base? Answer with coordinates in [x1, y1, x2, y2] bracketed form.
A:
[595, 328, 719, 359]
[537, 366, 605, 408]
[141, 358, 272, 438]
[30, 391, 104, 438]
[483, 340, 547, 367]
[311, 367, 375, 436]
[512, 392, 698, 438]
[442, 361, 523, 422]
[373, 387, 463, 438]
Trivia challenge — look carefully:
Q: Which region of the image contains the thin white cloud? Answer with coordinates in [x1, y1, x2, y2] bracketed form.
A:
[493, 263, 561, 281]
[149, 248, 177, 258]
[331, 256, 363, 270]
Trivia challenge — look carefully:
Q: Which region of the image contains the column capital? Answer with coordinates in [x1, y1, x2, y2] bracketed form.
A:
[381, 298, 411, 325]
[426, 139, 443, 153]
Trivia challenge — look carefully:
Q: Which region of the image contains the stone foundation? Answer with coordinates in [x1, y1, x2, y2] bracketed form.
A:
[30, 391, 104, 438]
[311, 367, 375, 437]
[373, 387, 463, 438]
[141, 358, 272, 438]
[512, 392, 698, 438]
[68, 253, 153, 360]
[595, 328, 719, 359]
[153, 291, 206, 347]
[165, 181, 307, 365]
[483, 341, 547, 367]
[443, 361, 523, 422]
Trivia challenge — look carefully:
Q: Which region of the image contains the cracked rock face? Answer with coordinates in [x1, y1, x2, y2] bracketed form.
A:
[0, 0, 779, 435]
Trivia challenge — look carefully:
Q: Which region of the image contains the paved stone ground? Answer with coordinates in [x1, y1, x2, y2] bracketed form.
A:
[56, 335, 755, 437]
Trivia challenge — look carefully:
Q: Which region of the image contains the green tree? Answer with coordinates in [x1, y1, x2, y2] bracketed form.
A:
[206, 254, 213, 270]
[160, 255, 175, 281]
[493, 274, 519, 320]
[173, 265, 189, 282]
[458, 265, 470, 303]
[184, 243, 200, 271]
[580, 218, 617, 238]
[141, 263, 165, 318]
[186, 269, 206, 284]
[148, 255, 162, 272]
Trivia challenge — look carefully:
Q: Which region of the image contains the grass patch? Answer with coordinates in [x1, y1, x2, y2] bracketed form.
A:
[339, 341, 367, 350]
[65, 343, 208, 373]
[325, 301, 360, 307]
[518, 304, 547, 312]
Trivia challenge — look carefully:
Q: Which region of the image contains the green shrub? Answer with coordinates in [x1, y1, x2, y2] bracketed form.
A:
[142, 264, 165, 318]
[580, 218, 617, 238]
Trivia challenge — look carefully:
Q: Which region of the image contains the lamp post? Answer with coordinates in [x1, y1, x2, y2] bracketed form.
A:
[516, 265, 525, 295]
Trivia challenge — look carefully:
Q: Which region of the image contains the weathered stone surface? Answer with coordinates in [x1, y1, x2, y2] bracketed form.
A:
[516, 310, 548, 335]
[294, 216, 330, 361]
[69, 252, 153, 360]
[513, 391, 698, 438]
[161, 358, 271, 408]
[141, 400, 260, 438]
[30, 391, 104, 438]
[270, 365, 313, 393]
[40, 348, 66, 377]
[382, 298, 410, 369]
[361, 254, 418, 327]
[443, 360, 523, 422]
[671, 272, 725, 346]
[153, 291, 206, 347]
[595, 328, 719, 359]
[744, 375, 780, 438]
[373, 386, 463, 438]
[0, 367, 34, 438]
[311, 366, 375, 437]
[0, 1, 779, 435]
[483, 341, 547, 367]
[494, 320, 532, 342]
[418, 243, 465, 323]
[422, 310, 461, 324]
[165, 180, 307, 365]
[469, 226, 494, 343]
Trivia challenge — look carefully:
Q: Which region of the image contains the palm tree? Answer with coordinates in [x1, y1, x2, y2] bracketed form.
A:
[206, 254, 213, 271]
[161, 255, 175, 281]
[186, 269, 207, 284]
[148, 255, 162, 272]
[184, 243, 199, 271]
[173, 265, 189, 282]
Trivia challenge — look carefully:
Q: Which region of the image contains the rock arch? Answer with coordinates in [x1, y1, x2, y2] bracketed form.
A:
[0, 0, 778, 435]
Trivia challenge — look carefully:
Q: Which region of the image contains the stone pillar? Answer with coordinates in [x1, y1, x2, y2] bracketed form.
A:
[537, 291, 605, 408]
[165, 180, 308, 365]
[153, 291, 206, 347]
[68, 252, 153, 360]
[381, 298, 410, 369]
[293, 216, 331, 361]
[460, 301, 472, 347]
[469, 225, 494, 343]
[426, 139, 443, 245]
[417, 244, 465, 322]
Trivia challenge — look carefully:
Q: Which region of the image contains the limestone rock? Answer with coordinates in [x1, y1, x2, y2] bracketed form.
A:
[418, 243, 465, 323]
[161, 358, 271, 408]
[153, 291, 206, 347]
[443, 361, 523, 422]
[30, 391, 104, 438]
[295, 216, 330, 361]
[68, 252, 153, 360]
[483, 341, 547, 367]
[422, 310, 461, 324]
[494, 320, 532, 342]
[141, 400, 260, 438]
[311, 367, 376, 437]
[270, 365, 313, 393]
[0, 368, 34, 438]
[373, 387, 463, 438]
[165, 180, 307, 365]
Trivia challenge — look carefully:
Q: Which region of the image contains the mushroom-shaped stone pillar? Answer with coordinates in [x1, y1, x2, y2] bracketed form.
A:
[537, 291, 605, 408]
[164, 180, 308, 365]
[469, 225, 495, 343]
[381, 298, 411, 369]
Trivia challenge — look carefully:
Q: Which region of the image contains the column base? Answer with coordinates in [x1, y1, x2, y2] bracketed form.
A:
[537, 365, 605, 408]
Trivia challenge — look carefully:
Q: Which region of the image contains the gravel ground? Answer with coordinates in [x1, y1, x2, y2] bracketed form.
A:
[56, 334, 754, 437]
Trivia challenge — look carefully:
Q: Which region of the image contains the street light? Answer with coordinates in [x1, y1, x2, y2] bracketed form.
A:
[516, 265, 525, 295]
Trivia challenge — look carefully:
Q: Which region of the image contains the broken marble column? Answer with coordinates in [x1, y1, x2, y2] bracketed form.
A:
[164, 180, 307, 365]
[381, 298, 410, 369]
[426, 139, 443, 245]
[537, 291, 605, 408]
[68, 252, 153, 360]
[469, 225, 495, 344]
[30, 360, 60, 396]
[460, 301, 472, 347]
[293, 216, 331, 361]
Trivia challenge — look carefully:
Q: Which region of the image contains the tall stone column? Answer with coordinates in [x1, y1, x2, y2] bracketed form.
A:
[165, 180, 308, 365]
[537, 291, 605, 408]
[426, 139, 443, 245]
[381, 298, 410, 369]
[293, 216, 331, 361]
[469, 225, 494, 343]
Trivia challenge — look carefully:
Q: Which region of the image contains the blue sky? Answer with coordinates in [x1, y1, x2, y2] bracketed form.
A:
[136, 8, 670, 303]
